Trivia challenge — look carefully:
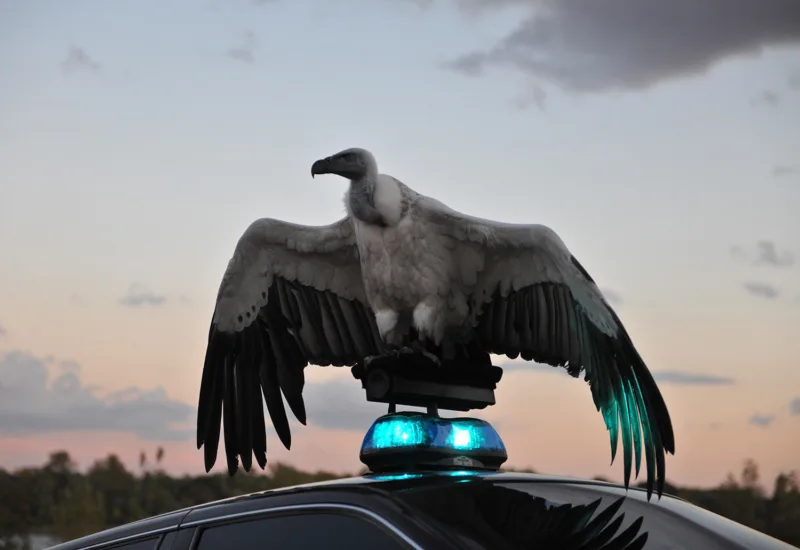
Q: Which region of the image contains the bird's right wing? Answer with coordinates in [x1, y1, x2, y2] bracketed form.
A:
[197, 217, 384, 475]
[413, 195, 674, 500]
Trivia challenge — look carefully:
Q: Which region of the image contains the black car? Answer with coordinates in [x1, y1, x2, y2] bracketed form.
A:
[47, 392, 797, 550]
[47, 469, 796, 550]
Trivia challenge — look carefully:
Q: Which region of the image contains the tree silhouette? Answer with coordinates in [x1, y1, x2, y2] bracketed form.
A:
[0, 454, 797, 547]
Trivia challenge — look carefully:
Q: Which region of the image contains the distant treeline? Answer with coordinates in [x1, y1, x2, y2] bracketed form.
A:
[0, 450, 798, 548]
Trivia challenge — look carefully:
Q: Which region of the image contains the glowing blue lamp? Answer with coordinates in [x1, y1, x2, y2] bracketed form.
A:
[360, 412, 508, 472]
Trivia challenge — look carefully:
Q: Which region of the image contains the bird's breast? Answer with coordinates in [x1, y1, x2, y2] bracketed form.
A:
[354, 218, 452, 310]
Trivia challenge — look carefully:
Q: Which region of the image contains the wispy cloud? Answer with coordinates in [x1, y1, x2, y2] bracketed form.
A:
[442, 0, 800, 103]
[772, 165, 798, 177]
[652, 371, 735, 386]
[119, 283, 167, 307]
[396, 0, 434, 7]
[789, 71, 800, 90]
[500, 363, 735, 386]
[511, 84, 548, 111]
[790, 398, 800, 416]
[61, 45, 101, 75]
[0, 322, 6, 337]
[749, 414, 775, 428]
[731, 240, 794, 267]
[743, 281, 780, 300]
[0, 351, 192, 441]
[750, 90, 780, 108]
[228, 31, 257, 63]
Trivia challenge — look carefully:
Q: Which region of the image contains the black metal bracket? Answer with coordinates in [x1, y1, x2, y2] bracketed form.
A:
[351, 353, 504, 413]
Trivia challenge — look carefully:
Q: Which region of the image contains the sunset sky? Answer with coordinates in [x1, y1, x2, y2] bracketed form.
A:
[1, 0, 799, 489]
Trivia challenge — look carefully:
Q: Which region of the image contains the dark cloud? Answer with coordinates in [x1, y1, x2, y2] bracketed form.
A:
[61, 46, 101, 75]
[500, 362, 735, 386]
[743, 281, 780, 300]
[753, 241, 794, 267]
[600, 288, 623, 306]
[732, 240, 795, 267]
[304, 378, 387, 432]
[789, 71, 800, 89]
[273, 376, 450, 432]
[651, 371, 735, 386]
[228, 31, 257, 63]
[749, 413, 775, 428]
[772, 165, 799, 177]
[750, 90, 780, 107]
[511, 85, 548, 111]
[0, 351, 193, 441]
[119, 283, 167, 307]
[0, 353, 389, 441]
[444, 0, 800, 99]
[790, 397, 800, 416]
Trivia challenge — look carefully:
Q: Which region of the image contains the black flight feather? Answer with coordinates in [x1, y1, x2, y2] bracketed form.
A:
[475, 273, 674, 501]
[197, 275, 380, 475]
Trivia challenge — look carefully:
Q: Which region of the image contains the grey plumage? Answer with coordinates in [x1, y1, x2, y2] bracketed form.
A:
[197, 147, 675, 500]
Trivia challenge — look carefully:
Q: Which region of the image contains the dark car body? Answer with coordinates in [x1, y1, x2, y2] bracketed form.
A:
[47, 470, 796, 550]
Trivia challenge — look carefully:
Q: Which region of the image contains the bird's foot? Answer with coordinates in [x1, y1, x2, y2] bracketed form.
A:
[406, 341, 442, 367]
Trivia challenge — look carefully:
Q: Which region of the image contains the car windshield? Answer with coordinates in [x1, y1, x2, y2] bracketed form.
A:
[389, 478, 794, 550]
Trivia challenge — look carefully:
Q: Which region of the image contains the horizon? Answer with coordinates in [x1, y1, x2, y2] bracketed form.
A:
[1, 0, 799, 490]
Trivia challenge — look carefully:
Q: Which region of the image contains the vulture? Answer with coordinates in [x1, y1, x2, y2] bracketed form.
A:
[197, 147, 675, 500]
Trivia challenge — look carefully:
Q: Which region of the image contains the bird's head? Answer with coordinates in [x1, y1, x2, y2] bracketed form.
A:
[311, 148, 377, 181]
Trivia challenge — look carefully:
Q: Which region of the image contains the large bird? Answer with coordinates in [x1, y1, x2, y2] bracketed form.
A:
[197, 147, 675, 500]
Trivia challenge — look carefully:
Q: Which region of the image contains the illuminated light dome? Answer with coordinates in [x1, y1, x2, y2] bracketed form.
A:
[360, 412, 508, 473]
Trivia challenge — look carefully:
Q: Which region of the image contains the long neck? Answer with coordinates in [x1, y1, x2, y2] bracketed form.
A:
[348, 176, 386, 227]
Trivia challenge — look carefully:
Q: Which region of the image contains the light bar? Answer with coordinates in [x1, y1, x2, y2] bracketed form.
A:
[360, 412, 508, 472]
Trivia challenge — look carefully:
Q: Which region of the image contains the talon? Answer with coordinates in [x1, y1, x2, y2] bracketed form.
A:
[407, 341, 441, 367]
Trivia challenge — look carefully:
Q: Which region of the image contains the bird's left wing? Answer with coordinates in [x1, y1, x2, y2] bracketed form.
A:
[415, 196, 674, 500]
[198, 217, 384, 475]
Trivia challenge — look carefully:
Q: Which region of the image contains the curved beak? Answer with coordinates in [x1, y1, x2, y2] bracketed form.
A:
[311, 157, 333, 178]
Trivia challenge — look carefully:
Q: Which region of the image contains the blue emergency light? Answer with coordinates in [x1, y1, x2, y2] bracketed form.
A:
[360, 411, 508, 472]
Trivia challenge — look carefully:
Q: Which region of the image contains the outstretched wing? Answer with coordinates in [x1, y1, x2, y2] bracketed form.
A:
[417, 197, 675, 501]
[197, 217, 384, 475]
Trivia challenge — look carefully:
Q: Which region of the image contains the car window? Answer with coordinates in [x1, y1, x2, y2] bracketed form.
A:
[195, 511, 412, 549]
[493, 481, 794, 550]
[157, 531, 177, 550]
[105, 537, 161, 550]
